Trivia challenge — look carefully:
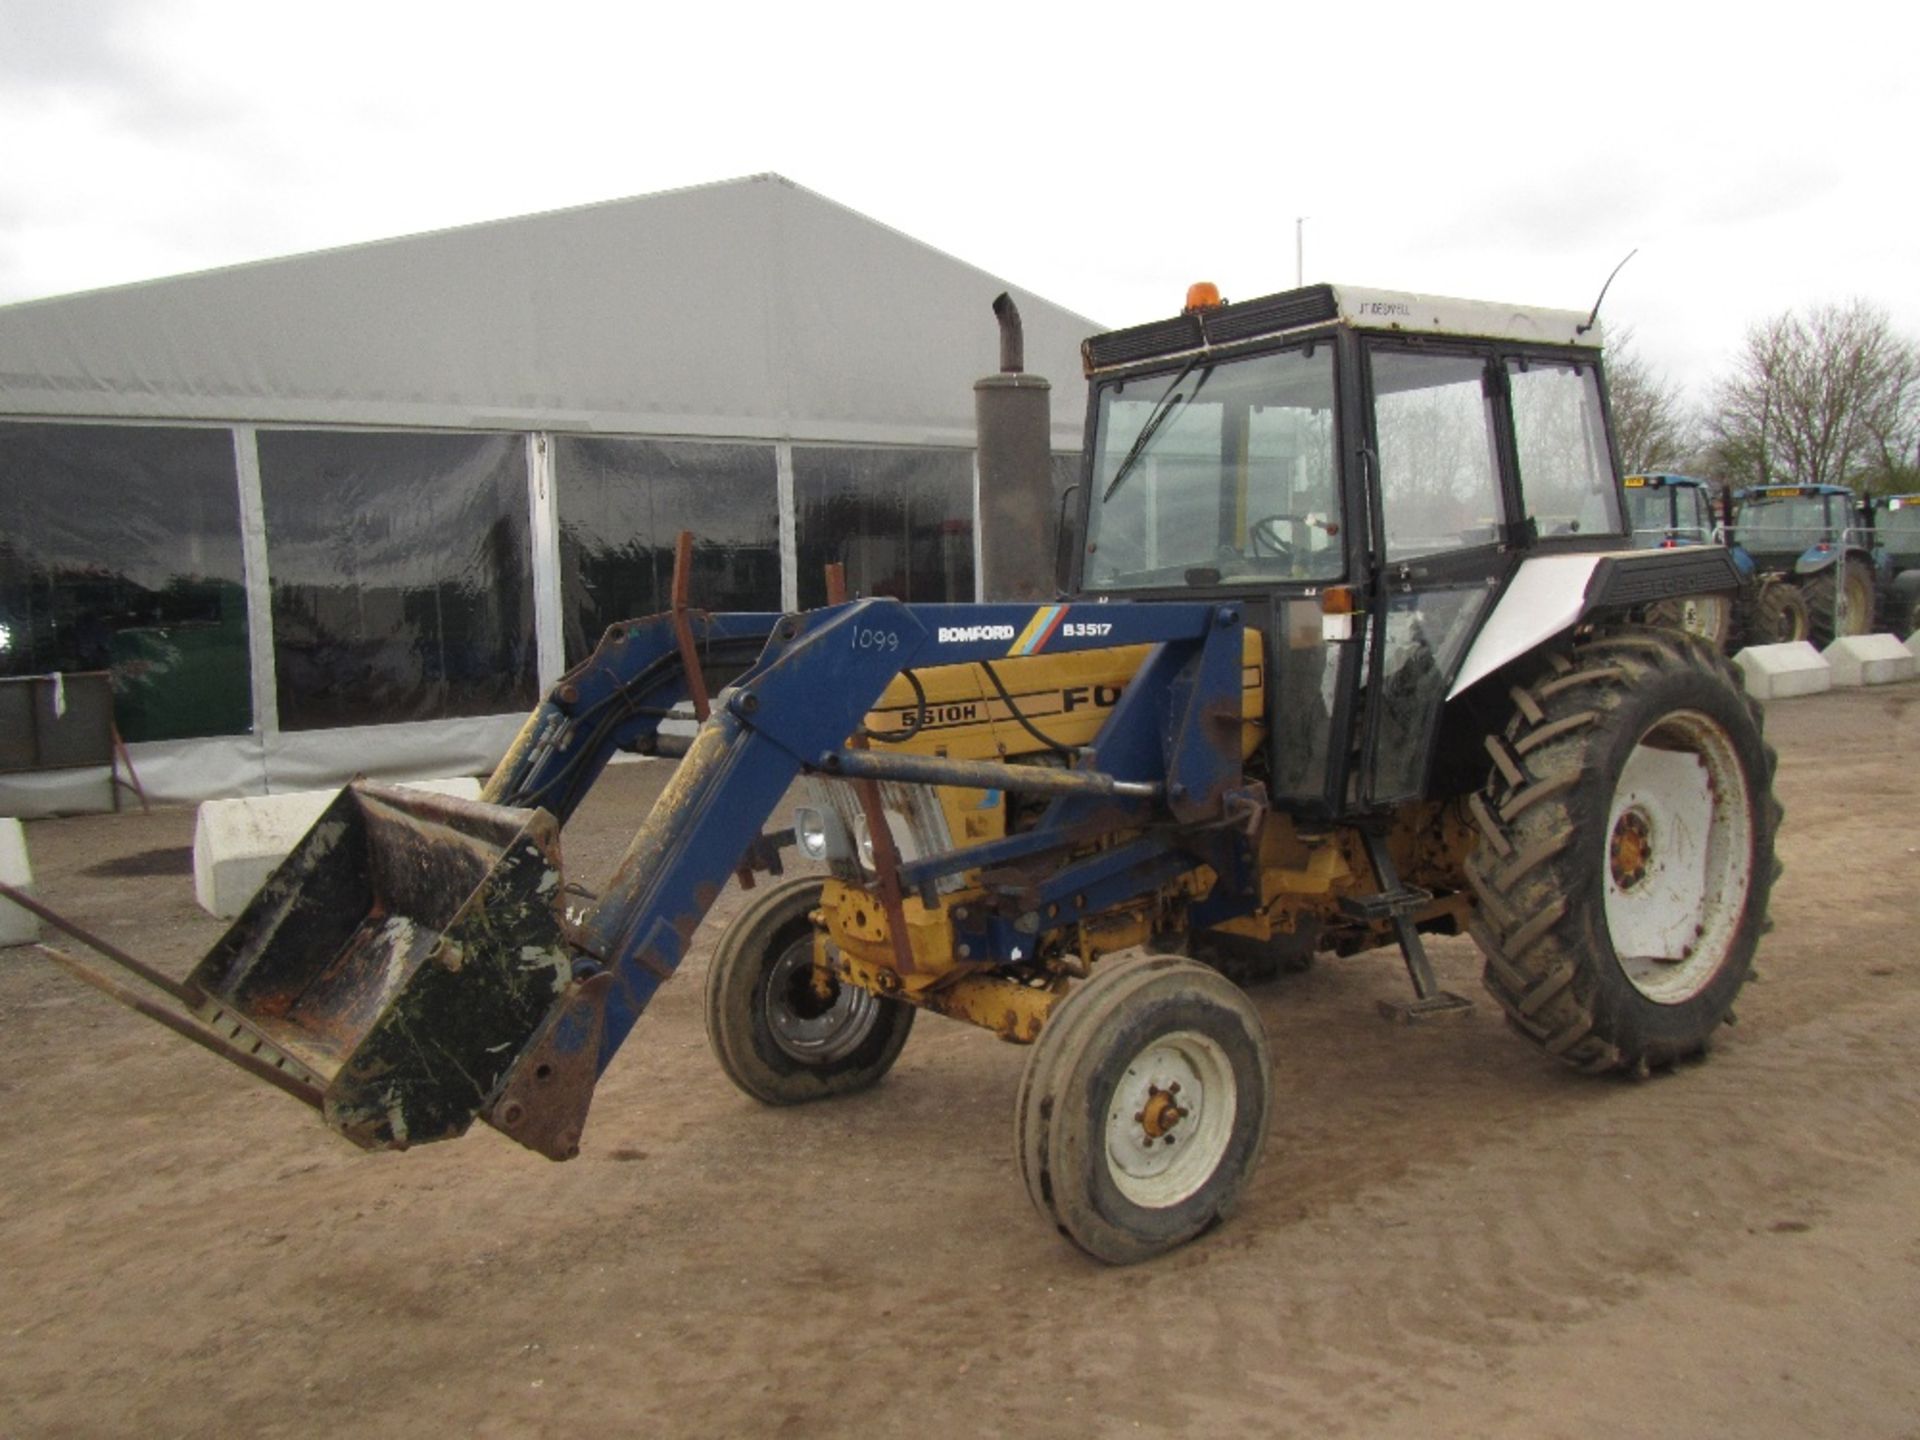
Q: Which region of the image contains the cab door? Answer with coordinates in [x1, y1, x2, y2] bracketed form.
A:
[1354, 345, 1515, 807]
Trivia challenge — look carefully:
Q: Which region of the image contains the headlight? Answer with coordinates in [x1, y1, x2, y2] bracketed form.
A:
[795, 806, 831, 862]
[852, 812, 876, 872]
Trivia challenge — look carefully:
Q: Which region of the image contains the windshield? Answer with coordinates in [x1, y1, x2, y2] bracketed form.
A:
[1625, 483, 1712, 545]
[1878, 504, 1920, 550]
[1737, 494, 1837, 551]
[1624, 484, 1675, 543]
[1083, 345, 1340, 589]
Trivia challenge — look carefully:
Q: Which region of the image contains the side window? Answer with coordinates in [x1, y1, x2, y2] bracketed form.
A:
[1368, 351, 1505, 560]
[1508, 360, 1623, 539]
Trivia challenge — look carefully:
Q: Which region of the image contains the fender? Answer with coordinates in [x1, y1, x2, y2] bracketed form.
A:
[1792, 545, 1841, 578]
[1448, 547, 1742, 698]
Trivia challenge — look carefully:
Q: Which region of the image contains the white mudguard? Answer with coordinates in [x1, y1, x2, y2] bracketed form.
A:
[1447, 553, 1609, 699]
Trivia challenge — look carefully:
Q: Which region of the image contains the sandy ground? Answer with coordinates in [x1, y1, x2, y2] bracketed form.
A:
[2, 687, 1918, 1439]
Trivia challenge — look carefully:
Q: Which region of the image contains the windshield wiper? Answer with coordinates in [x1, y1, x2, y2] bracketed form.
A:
[1101, 360, 1207, 503]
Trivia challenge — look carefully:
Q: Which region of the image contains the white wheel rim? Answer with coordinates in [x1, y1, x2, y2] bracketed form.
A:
[1677, 595, 1730, 644]
[1603, 710, 1754, 1003]
[1104, 1030, 1237, 1208]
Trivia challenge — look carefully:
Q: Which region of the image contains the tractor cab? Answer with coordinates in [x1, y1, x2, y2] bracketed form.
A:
[1070, 283, 1641, 817]
[1624, 472, 1719, 548]
[1729, 483, 1864, 570]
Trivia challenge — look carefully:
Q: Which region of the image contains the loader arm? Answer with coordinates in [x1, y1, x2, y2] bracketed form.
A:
[20, 595, 1249, 1165]
[494, 596, 1250, 1155]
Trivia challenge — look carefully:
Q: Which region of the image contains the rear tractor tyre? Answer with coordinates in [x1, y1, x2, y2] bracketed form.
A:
[1801, 557, 1875, 647]
[1750, 578, 1810, 644]
[1016, 954, 1272, 1264]
[1465, 628, 1780, 1075]
[705, 876, 914, 1105]
[1643, 592, 1733, 652]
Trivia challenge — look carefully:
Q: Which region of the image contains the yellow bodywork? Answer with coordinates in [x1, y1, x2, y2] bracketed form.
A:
[808, 630, 1475, 1040]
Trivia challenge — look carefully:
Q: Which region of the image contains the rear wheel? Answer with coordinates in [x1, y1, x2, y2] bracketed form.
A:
[1750, 578, 1811, 644]
[1016, 953, 1271, 1264]
[1465, 628, 1780, 1074]
[1802, 558, 1875, 646]
[1644, 592, 1733, 651]
[705, 876, 914, 1105]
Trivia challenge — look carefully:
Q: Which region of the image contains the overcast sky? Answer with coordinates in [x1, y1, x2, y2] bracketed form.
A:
[3, 0, 1914, 403]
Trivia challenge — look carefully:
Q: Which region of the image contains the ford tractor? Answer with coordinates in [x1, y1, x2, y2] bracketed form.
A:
[8, 283, 1779, 1264]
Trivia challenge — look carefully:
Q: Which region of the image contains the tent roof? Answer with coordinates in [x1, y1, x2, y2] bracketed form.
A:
[0, 174, 1100, 448]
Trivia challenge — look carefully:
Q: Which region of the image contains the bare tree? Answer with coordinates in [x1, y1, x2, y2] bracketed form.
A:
[1605, 328, 1699, 475]
[1707, 300, 1920, 494]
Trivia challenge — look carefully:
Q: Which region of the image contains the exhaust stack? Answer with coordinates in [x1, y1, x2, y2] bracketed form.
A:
[975, 293, 1056, 603]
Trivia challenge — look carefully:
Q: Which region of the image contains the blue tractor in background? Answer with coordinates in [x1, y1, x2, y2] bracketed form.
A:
[1860, 493, 1920, 636]
[1727, 483, 1875, 647]
[1622, 473, 1747, 650]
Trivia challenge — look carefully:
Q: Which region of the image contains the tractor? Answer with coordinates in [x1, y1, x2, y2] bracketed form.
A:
[1728, 482, 1875, 646]
[8, 282, 1778, 1264]
[1621, 471, 1748, 649]
[1859, 492, 1920, 635]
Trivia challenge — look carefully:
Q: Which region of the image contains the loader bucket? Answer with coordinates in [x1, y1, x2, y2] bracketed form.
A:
[187, 781, 576, 1152]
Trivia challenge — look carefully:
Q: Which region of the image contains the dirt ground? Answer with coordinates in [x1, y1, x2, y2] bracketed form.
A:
[3, 686, 1919, 1439]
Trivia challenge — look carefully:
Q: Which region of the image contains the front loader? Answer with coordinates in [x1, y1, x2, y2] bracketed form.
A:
[10, 283, 1778, 1264]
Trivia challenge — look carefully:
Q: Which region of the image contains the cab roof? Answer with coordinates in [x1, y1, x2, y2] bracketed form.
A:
[1625, 472, 1711, 489]
[1733, 483, 1857, 500]
[1082, 282, 1598, 375]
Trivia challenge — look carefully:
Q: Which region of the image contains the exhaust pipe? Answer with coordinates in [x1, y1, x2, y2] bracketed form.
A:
[975, 293, 1056, 603]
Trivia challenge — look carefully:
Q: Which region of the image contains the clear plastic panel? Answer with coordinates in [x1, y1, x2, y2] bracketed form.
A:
[794, 447, 974, 607]
[0, 422, 249, 740]
[554, 437, 779, 663]
[258, 429, 536, 730]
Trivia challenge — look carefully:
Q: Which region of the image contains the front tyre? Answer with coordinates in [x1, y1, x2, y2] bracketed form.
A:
[1465, 628, 1781, 1074]
[1016, 954, 1272, 1264]
[705, 876, 914, 1105]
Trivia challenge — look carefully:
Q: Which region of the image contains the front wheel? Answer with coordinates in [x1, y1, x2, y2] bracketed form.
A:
[1016, 954, 1272, 1264]
[1465, 628, 1780, 1074]
[705, 876, 915, 1105]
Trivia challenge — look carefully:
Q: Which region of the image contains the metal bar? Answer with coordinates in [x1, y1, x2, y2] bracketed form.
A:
[0, 880, 195, 1004]
[817, 748, 1161, 799]
[31, 943, 323, 1109]
[894, 818, 1116, 892]
[670, 530, 713, 723]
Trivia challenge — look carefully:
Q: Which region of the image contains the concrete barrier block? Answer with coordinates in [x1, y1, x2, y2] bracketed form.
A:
[1907, 630, 1920, 661]
[1733, 642, 1832, 700]
[193, 777, 483, 919]
[1, 818, 37, 947]
[1823, 633, 1919, 687]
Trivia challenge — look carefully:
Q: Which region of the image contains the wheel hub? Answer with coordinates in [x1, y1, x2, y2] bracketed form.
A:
[1137, 1084, 1188, 1141]
[765, 942, 881, 1064]
[1610, 807, 1653, 890]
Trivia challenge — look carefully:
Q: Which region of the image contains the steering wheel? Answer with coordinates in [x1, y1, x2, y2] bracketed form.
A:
[1248, 514, 1301, 559]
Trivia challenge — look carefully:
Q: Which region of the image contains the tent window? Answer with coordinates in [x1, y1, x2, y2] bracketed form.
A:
[257, 429, 537, 730]
[553, 437, 780, 664]
[793, 447, 974, 607]
[0, 421, 250, 742]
